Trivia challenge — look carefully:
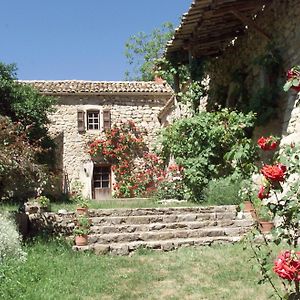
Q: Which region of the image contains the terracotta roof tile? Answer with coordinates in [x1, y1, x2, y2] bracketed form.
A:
[19, 80, 173, 95]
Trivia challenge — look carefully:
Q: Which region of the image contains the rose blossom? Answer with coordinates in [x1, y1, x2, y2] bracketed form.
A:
[257, 136, 278, 151]
[261, 164, 286, 182]
[274, 251, 300, 281]
[258, 186, 270, 200]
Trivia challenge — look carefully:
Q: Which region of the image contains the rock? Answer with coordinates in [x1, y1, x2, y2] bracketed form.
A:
[94, 244, 110, 255]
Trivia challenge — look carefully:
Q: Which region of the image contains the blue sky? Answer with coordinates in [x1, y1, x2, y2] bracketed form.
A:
[0, 1, 190, 81]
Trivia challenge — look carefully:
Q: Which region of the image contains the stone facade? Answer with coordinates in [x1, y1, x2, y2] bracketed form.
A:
[206, 0, 300, 143]
[23, 80, 173, 199]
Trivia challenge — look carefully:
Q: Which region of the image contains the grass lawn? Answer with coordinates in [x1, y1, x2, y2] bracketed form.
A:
[0, 198, 202, 213]
[0, 238, 280, 300]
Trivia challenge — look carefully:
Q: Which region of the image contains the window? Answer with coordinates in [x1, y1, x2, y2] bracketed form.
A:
[103, 110, 111, 130]
[93, 166, 111, 188]
[87, 111, 100, 130]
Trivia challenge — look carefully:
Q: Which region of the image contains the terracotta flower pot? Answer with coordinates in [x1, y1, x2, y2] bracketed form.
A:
[75, 235, 88, 246]
[243, 201, 254, 212]
[76, 207, 88, 215]
[259, 221, 274, 233]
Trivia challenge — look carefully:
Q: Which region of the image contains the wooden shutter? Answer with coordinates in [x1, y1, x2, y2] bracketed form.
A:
[103, 110, 111, 131]
[77, 110, 85, 132]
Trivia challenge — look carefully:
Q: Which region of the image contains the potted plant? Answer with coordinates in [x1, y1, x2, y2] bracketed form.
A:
[70, 181, 89, 215]
[73, 215, 91, 246]
[75, 196, 89, 215]
[255, 202, 274, 233]
[36, 195, 51, 213]
[284, 65, 300, 92]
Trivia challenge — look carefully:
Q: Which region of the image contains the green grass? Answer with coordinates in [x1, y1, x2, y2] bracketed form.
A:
[0, 198, 202, 213]
[50, 198, 201, 212]
[0, 238, 280, 300]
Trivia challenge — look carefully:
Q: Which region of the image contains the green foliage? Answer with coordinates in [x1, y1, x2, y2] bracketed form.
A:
[36, 195, 50, 207]
[0, 63, 56, 149]
[0, 239, 276, 300]
[224, 138, 258, 177]
[248, 141, 300, 299]
[0, 213, 26, 264]
[70, 181, 89, 207]
[73, 215, 91, 236]
[202, 175, 243, 206]
[0, 62, 57, 202]
[0, 116, 48, 201]
[154, 164, 186, 200]
[160, 109, 256, 200]
[246, 86, 279, 126]
[178, 81, 207, 113]
[124, 22, 174, 81]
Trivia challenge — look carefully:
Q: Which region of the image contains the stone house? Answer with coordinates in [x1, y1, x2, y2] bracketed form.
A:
[23, 80, 173, 200]
[164, 0, 300, 145]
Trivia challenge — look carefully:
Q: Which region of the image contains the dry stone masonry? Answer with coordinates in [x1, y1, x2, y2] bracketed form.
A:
[22, 80, 173, 199]
[28, 205, 254, 255]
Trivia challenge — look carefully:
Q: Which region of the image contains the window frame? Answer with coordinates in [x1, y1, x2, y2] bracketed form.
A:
[87, 110, 100, 131]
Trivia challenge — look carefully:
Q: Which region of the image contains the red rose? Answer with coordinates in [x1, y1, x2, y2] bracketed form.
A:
[261, 164, 286, 182]
[274, 251, 300, 282]
[258, 186, 270, 200]
[257, 136, 278, 151]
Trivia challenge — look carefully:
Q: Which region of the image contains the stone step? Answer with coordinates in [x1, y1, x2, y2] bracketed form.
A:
[90, 219, 254, 234]
[87, 226, 250, 244]
[90, 211, 237, 226]
[73, 235, 242, 256]
[88, 205, 237, 218]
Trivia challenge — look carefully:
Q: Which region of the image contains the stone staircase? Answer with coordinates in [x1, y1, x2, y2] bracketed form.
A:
[72, 205, 254, 255]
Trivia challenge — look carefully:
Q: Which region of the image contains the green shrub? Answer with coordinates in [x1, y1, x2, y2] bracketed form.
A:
[160, 109, 256, 201]
[202, 176, 242, 206]
[0, 213, 26, 264]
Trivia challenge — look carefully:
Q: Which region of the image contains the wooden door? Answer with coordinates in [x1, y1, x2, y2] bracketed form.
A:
[92, 165, 111, 200]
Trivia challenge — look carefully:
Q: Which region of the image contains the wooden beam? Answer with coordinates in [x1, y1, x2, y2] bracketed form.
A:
[230, 10, 271, 40]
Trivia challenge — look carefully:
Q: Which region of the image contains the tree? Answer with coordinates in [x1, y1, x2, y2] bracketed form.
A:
[124, 22, 175, 81]
[0, 62, 56, 202]
[0, 63, 56, 146]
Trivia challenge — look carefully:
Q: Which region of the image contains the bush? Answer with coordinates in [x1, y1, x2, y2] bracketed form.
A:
[202, 176, 242, 206]
[155, 164, 186, 200]
[160, 109, 256, 201]
[0, 116, 49, 202]
[0, 213, 26, 264]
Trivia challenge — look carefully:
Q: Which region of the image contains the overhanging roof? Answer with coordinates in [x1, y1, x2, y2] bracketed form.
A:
[166, 0, 271, 62]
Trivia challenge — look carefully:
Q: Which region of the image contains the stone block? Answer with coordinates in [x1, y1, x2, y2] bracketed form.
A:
[94, 244, 110, 255]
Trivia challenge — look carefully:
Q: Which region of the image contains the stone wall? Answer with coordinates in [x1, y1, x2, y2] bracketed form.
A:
[48, 94, 170, 198]
[206, 0, 300, 143]
[29, 212, 75, 236]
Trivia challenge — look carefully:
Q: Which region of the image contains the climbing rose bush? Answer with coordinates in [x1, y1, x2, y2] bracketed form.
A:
[88, 120, 165, 198]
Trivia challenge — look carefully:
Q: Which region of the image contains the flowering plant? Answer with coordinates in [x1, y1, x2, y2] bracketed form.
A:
[248, 136, 300, 299]
[274, 251, 300, 282]
[257, 136, 279, 151]
[284, 65, 300, 92]
[88, 120, 166, 198]
[155, 163, 185, 200]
